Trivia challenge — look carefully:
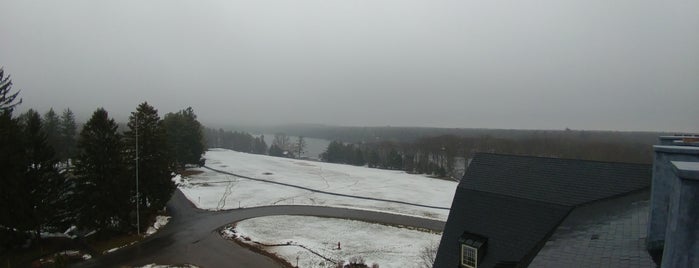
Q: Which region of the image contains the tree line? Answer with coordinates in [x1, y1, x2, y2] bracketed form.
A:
[0, 69, 205, 252]
[321, 132, 654, 178]
[203, 128, 267, 155]
[203, 130, 309, 160]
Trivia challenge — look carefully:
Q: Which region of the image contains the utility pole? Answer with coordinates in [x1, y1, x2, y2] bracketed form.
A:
[136, 122, 140, 235]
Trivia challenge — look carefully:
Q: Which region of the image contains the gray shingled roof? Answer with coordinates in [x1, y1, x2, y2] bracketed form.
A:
[460, 153, 651, 206]
[529, 190, 656, 268]
[435, 189, 570, 268]
[434, 153, 652, 268]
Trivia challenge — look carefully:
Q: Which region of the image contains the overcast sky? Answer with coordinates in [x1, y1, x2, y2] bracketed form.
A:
[1, 0, 697, 132]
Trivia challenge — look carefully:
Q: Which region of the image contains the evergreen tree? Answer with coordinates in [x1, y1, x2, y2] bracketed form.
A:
[268, 144, 285, 157]
[73, 108, 131, 231]
[124, 102, 175, 225]
[387, 149, 403, 170]
[321, 141, 344, 163]
[0, 110, 28, 241]
[252, 135, 268, 155]
[42, 108, 61, 153]
[0, 68, 21, 112]
[353, 148, 365, 166]
[163, 107, 205, 169]
[58, 108, 78, 162]
[21, 110, 68, 235]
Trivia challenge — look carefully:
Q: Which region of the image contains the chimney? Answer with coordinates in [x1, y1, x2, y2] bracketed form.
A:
[660, 161, 699, 268]
[646, 143, 699, 258]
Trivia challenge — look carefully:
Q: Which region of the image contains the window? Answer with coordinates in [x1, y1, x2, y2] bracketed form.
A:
[461, 244, 477, 268]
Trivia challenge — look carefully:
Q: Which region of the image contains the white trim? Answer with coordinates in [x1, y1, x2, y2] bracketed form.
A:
[461, 244, 478, 268]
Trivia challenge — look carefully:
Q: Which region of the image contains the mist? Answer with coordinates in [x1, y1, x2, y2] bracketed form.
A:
[1, 0, 697, 132]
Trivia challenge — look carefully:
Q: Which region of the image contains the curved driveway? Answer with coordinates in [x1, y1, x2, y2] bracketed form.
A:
[73, 190, 445, 268]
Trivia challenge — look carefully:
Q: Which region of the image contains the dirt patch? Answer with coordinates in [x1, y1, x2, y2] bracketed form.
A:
[262, 172, 273, 175]
[293, 161, 315, 167]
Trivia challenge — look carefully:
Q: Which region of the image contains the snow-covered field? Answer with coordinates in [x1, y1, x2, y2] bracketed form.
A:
[228, 216, 440, 268]
[179, 149, 458, 219]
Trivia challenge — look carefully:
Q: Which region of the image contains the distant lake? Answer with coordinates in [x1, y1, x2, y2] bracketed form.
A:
[256, 134, 331, 160]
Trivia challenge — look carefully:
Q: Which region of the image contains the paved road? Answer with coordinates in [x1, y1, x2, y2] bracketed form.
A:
[73, 190, 445, 268]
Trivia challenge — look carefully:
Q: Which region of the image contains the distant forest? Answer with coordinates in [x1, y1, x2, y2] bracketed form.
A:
[218, 124, 675, 178]
[227, 123, 668, 144]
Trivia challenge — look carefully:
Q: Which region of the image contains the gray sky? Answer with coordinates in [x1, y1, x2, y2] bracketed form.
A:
[1, 0, 697, 132]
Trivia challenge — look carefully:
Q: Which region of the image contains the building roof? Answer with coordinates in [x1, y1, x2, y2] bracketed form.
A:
[529, 190, 656, 268]
[434, 153, 652, 268]
[460, 153, 651, 207]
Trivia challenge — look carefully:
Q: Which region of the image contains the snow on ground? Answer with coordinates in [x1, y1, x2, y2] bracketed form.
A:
[135, 264, 199, 268]
[39, 250, 92, 264]
[180, 149, 458, 219]
[146, 215, 171, 236]
[230, 215, 440, 268]
[104, 241, 137, 254]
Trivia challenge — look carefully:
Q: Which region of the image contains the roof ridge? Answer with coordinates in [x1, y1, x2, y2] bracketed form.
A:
[472, 152, 652, 166]
[570, 186, 650, 208]
[458, 187, 573, 208]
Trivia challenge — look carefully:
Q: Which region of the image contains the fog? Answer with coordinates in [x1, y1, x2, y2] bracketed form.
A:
[1, 0, 697, 132]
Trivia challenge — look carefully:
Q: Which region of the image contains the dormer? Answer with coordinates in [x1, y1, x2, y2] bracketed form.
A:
[459, 232, 488, 268]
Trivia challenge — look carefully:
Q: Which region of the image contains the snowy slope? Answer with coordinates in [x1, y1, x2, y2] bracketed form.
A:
[179, 149, 457, 219]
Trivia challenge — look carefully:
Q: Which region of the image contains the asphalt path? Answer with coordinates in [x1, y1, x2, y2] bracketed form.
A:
[72, 190, 446, 268]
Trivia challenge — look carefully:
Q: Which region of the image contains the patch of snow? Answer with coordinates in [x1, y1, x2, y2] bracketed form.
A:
[232, 215, 441, 268]
[104, 241, 137, 254]
[39, 250, 92, 264]
[221, 226, 237, 239]
[64, 225, 77, 234]
[181, 149, 457, 220]
[172, 174, 191, 187]
[40, 231, 71, 239]
[136, 264, 199, 268]
[146, 215, 171, 236]
[58, 250, 81, 256]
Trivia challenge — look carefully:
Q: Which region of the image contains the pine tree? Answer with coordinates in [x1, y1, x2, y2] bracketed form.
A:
[252, 135, 268, 155]
[269, 144, 284, 157]
[0, 68, 21, 112]
[21, 110, 68, 235]
[42, 108, 61, 153]
[124, 102, 175, 227]
[163, 107, 205, 169]
[0, 110, 28, 239]
[388, 149, 403, 170]
[58, 108, 78, 162]
[73, 108, 131, 232]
